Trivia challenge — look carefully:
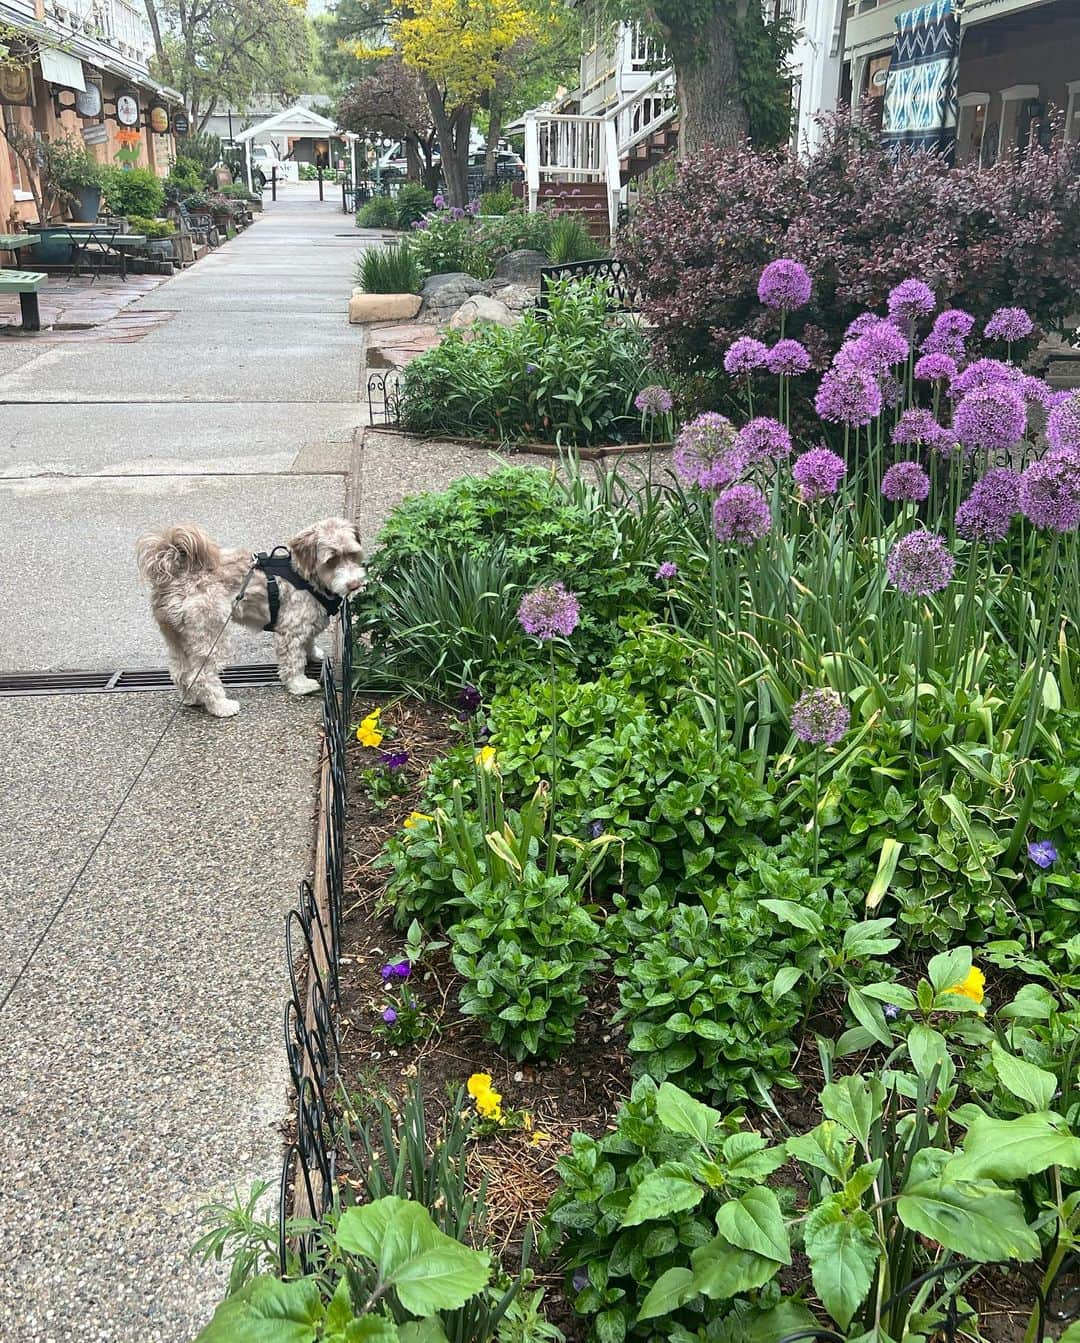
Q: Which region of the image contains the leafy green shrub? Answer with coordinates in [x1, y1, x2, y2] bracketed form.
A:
[400, 277, 650, 445]
[357, 241, 423, 294]
[478, 184, 519, 215]
[395, 182, 435, 228]
[165, 156, 208, 195]
[450, 864, 606, 1059]
[50, 137, 102, 190]
[357, 195, 401, 228]
[547, 213, 604, 264]
[126, 214, 174, 238]
[101, 167, 165, 218]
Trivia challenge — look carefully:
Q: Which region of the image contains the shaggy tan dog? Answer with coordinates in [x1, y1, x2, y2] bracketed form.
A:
[136, 518, 366, 717]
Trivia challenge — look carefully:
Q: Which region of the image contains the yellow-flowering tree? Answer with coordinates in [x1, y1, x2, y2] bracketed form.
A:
[341, 0, 557, 205]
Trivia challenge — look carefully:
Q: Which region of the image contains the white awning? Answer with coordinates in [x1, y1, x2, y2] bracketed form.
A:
[40, 47, 87, 92]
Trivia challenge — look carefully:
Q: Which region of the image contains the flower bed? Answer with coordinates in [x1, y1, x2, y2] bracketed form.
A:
[193, 261, 1080, 1343]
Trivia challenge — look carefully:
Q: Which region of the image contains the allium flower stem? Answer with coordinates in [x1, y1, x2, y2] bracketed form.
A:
[708, 521, 724, 752]
[812, 748, 821, 877]
[1019, 531, 1064, 760]
[546, 638, 559, 875]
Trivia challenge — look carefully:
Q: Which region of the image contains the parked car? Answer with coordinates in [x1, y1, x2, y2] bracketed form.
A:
[249, 144, 285, 187]
[468, 149, 525, 180]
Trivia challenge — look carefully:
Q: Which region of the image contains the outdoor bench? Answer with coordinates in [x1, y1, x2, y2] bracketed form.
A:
[0, 269, 46, 331]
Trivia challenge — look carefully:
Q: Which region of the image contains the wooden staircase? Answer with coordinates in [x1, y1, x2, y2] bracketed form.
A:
[620, 122, 679, 184]
[536, 181, 612, 240]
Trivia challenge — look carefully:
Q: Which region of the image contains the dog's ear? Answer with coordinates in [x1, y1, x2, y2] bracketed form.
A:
[352, 524, 364, 554]
[289, 526, 319, 577]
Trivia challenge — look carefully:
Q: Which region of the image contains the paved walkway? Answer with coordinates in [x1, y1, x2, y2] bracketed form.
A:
[0, 184, 366, 1342]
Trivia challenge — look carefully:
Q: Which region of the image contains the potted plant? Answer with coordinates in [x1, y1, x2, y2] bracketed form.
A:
[52, 137, 104, 223]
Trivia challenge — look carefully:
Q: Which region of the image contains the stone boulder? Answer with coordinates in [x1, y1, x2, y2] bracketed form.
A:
[419, 272, 492, 320]
[491, 283, 538, 313]
[448, 295, 515, 331]
[348, 292, 422, 324]
[491, 249, 549, 286]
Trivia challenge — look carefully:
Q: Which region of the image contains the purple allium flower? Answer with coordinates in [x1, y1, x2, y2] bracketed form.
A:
[914, 352, 957, 383]
[467, 199, 481, 215]
[882, 461, 931, 503]
[929, 425, 962, 458]
[882, 1002, 901, 1022]
[921, 308, 974, 357]
[450, 206, 465, 220]
[517, 582, 581, 639]
[433, 193, 446, 207]
[757, 258, 812, 311]
[1027, 840, 1058, 869]
[1018, 457, 1080, 533]
[381, 1007, 398, 1025]
[951, 358, 1022, 399]
[735, 416, 792, 463]
[411, 218, 429, 231]
[379, 750, 409, 771]
[712, 484, 771, 545]
[790, 687, 850, 746]
[1048, 391, 1080, 456]
[1020, 376, 1055, 410]
[792, 446, 846, 502]
[984, 307, 1034, 342]
[456, 684, 483, 716]
[887, 278, 936, 323]
[634, 384, 674, 416]
[886, 531, 956, 595]
[655, 560, 678, 580]
[723, 336, 769, 376]
[838, 321, 909, 375]
[953, 386, 1026, 455]
[955, 467, 1022, 542]
[765, 338, 811, 376]
[815, 363, 882, 427]
[673, 413, 743, 491]
[845, 312, 882, 340]
[891, 408, 941, 446]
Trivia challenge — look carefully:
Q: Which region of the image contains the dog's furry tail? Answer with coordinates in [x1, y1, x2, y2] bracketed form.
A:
[136, 523, 221, 590]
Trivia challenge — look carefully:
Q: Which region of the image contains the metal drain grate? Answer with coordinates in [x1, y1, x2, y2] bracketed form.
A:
[0, 661, 323, 698]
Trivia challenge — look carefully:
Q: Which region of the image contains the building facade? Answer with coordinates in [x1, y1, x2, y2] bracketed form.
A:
[1, 0, 181, 227]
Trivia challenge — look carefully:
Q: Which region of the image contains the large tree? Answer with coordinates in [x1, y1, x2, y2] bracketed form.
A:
[144, 0, 313, 131]
[337, 58, 440, 188]
[331, 0, 555, 205]
[612, 1, 794, 155]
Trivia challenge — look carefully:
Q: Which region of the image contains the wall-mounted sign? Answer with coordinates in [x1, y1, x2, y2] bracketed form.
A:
[148, 102, 170, 134]
[75, 83, 103, 118]
[82, 123, 109, 146]
[0, 63, 34, 106]
[172, 109, 190, 136]
[115, 91, 140, 127]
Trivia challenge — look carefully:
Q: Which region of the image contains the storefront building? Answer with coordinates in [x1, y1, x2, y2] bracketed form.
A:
[1, 0, 182, 227]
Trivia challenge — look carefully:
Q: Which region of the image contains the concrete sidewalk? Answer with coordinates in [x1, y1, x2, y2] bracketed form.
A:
[0, 183, 365, 1342]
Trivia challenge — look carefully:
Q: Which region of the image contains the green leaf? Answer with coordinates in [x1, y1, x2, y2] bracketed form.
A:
[637, 1267, 696, 1321]
[622, 1162, 705, 1227]
[1056, 1323, 1080, 1343]
[990, 1043, 1057, 1111]
[926, 947, 972, 994]
[746, 1302, 819, 1342]
[786, 1121, 851, 1180]
[595, 1308, 626, 1343]
[339, 1197, 490, 1317]
[397, 1321, 447, 1343]
[847, 987, 893, 1048]
[906, 1024, 954, 1088]
[655, 1083, 723, 1146]
[325, 1279, 354, 1334]
[191, 1275, 323, 1343]
[866, 838, 903, 910]
[722, 1131, 787, 1181]
[803, 1202, 877, 1330]
[950, 1112, 1080, 1182]
[821, 1076, 883, 1147]
[713, 1188, 790, 1265]
[897, 1177, 1039, 1261]
[760, 898, 825, 936]
[770, 966, 803, 999]
[688, 1235, 781, 1299]
[346, 1320, 401, 1343]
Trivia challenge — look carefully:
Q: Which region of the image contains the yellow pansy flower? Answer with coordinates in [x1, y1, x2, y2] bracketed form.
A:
[475, 745, 497, 771]
[403, 811, 432, 830]
[946, 966, 985, 1004]
[466, 1071, 503, 1122]
[356, 710, 383, 747]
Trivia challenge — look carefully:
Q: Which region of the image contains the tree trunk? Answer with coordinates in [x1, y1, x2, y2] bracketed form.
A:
[405, 136, 424, 182]
[667, 5, 750, 157]
[484, 107, 502, 188]
[422, 78, 473, 206]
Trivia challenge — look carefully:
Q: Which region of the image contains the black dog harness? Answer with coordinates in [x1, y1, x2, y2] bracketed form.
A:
[252, 546, 342, 632]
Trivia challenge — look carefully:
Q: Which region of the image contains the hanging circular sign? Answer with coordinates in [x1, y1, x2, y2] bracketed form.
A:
[149, 102, 170, 134]
[116, 92, 140, 127]
[172, 109, 190, 136]
[75, 83, 103, 118]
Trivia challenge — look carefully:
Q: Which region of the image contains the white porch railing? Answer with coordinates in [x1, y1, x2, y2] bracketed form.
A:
[524, 68, 677, 239]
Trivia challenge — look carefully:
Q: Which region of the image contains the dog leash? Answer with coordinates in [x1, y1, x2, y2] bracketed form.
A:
[0, 563, 261, 1017]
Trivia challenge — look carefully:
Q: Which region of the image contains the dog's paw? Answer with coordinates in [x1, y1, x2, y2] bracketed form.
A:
[286, 675, 322, 697]
[208, 698, 241, 718]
